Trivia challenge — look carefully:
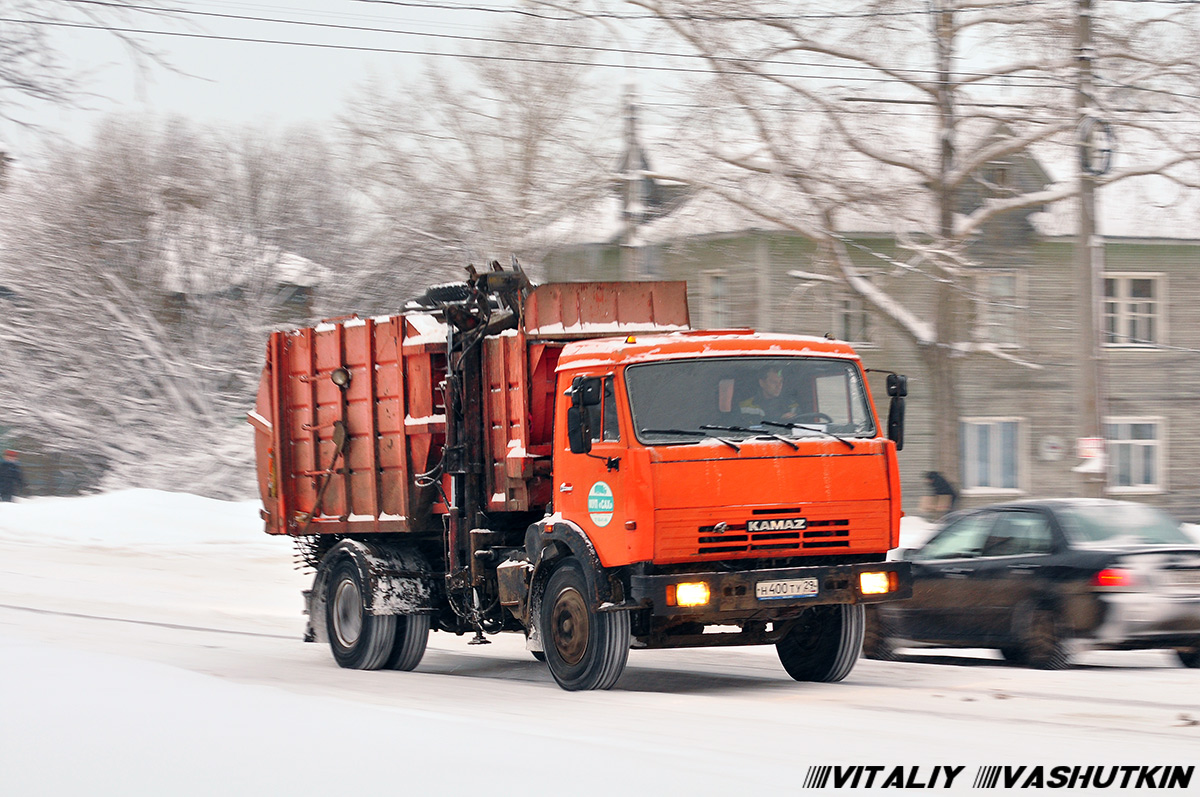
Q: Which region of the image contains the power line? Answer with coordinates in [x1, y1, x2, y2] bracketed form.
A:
[352, 0, 1054, 22]
[9, 4, 1200, 101]
[62, 0, 1067, 87]
[0, 14, 1063, 87]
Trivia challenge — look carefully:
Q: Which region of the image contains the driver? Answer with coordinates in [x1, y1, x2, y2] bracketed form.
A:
[739, 366, 800, 423]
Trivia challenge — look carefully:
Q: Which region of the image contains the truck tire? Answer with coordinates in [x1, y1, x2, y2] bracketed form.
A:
[419, 282, 472, 305]
[1177, 645, 1200, 668]
[385, 613, 430, 671]
[326, 558, 396, 670]
[776, 604, 864, 682]
[541, 559, 630, 691]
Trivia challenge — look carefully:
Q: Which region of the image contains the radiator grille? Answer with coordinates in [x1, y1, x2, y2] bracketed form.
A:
[655, 501, 891, 563]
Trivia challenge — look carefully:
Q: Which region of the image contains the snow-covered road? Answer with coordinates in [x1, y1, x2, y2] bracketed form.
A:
[2, 492, 1198, 795]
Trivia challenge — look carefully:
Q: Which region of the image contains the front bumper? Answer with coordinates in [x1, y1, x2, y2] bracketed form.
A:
[630, 561, 911, 619]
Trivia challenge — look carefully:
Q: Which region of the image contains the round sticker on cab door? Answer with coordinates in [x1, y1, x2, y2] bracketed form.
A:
[587, 481, 615, 527]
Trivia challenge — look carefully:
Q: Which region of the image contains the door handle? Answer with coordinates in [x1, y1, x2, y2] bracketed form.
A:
[1007, 563, 1038, 572]
[559, 483, 573, 493]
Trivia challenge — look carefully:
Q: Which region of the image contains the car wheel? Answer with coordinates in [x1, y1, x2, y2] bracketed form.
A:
[1020, 608, 1071, 670]
[999, 645, 1028, 666]
[777, 604, 864, 682]
[1176, 645, 1200, 669]
[860, 606, 898, 661]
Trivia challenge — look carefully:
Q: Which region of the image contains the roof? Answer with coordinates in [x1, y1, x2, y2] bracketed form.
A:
[557, 121, 1200, 248]
[556, 330, 862, 371]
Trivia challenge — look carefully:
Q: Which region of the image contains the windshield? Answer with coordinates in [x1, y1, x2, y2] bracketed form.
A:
[625, 356, 875, 444]
[1059, 502, 1193, 546]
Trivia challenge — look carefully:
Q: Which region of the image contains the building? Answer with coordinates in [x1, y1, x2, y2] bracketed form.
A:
[543, 139, 1200, 521]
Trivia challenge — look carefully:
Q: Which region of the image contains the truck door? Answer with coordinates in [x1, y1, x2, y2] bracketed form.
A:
[556, 374, 628, 562]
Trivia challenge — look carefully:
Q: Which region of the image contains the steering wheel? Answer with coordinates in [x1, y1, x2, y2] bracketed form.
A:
[791, 412, 834, 424]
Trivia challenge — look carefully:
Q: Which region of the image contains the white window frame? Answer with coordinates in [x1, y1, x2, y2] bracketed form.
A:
[1103, 272, 1166, 348]
[960, 416, 1026, 496]
[1105, 416, 1166, 495]
[702, 270, 731, 329]
[833, 287, 872, 347]
[974, 270, 1023, 349]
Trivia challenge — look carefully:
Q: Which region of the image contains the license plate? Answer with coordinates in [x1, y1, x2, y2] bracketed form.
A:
[756, 578, 819, 600]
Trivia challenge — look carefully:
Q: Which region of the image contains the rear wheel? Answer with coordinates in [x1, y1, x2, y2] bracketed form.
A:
[1020, 608, 1071, 670]
[541, 560, 630, 691]
[1177, 645, 1200, 669]
[326, 558, 396, 670]
[384, 613, 430, 671]
[777, 604, 864, 682]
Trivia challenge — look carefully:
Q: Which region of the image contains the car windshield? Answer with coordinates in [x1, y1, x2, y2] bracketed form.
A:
[625, 356, 875, 444]
[1059, 502, 1193, 546]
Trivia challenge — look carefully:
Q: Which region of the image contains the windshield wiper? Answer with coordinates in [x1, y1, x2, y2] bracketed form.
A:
[640, 428, 741, 451]
[700, 424, 798, 450]
[761, 420, 855, 450]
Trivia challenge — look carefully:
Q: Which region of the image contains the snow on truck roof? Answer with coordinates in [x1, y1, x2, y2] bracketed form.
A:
[555, 330, 862, 371]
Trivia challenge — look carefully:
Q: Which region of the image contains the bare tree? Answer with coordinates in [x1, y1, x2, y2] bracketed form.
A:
[571, 0, 1200, 478]
[0, 0, 185, 127]
[340, 17, 618, 289]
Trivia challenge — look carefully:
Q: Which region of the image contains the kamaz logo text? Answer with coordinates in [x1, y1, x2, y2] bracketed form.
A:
[747, 517, 807, 532]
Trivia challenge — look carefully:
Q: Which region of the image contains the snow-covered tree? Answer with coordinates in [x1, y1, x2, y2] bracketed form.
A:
[0, 117, 360, 498]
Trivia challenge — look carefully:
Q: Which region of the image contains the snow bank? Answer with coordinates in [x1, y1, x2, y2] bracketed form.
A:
[0, 489, 266, 547]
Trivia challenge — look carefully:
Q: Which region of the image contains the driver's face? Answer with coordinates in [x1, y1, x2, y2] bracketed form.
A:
[759, 370, 783, 398]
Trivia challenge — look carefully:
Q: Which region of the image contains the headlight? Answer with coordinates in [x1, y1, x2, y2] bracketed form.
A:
[859, 571, 894, 595]
[669, 581, 711, 607]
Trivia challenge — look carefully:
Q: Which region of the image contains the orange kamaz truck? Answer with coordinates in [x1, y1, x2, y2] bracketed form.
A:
[249, 265, 912, 690]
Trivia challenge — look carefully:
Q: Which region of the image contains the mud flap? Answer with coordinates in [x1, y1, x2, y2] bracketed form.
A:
[305, 539, 433, 644]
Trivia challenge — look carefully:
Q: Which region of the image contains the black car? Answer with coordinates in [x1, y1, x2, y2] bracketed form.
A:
[863, 499, 1200, 669]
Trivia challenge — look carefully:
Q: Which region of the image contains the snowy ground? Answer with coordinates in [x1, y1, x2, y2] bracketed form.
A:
[2, 492, 1199, 795]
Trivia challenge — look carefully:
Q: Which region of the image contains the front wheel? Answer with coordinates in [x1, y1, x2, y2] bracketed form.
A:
[1020, 608, 1071, 670]
[326, 558, 396, 670]
[541, 560, 630, 691]
[777, 604, 864, 682]
[860, 606, 898, 661]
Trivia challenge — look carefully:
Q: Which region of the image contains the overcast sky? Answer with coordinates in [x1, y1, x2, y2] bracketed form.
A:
[5, 0, 618, 157]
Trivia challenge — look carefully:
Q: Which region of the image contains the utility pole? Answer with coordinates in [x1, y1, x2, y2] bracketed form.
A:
[929, 0, 963, 481]
[620, 92, 646, 282]
[1075, 0, 1107, 496]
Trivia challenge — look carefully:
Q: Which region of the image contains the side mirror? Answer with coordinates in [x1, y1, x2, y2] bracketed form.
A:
[886, 373, 908, 397]
[569, 376, 602, 407]
[887, 395, 905, 451]
[567, 406, 592, 454]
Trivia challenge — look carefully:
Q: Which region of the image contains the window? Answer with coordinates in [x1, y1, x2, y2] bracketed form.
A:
[975, 271, 1020, 348]
[1104, 274, 1163, 347]
[583, 377, 620, 443]
[703, 271, 731, 329]
[960, 418, 1022, 493]
[1105, 417, 1163, 493]
[914, 512, 997, 560]
[981, 511, 1054, 557]
[836, 290, 870, 345]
